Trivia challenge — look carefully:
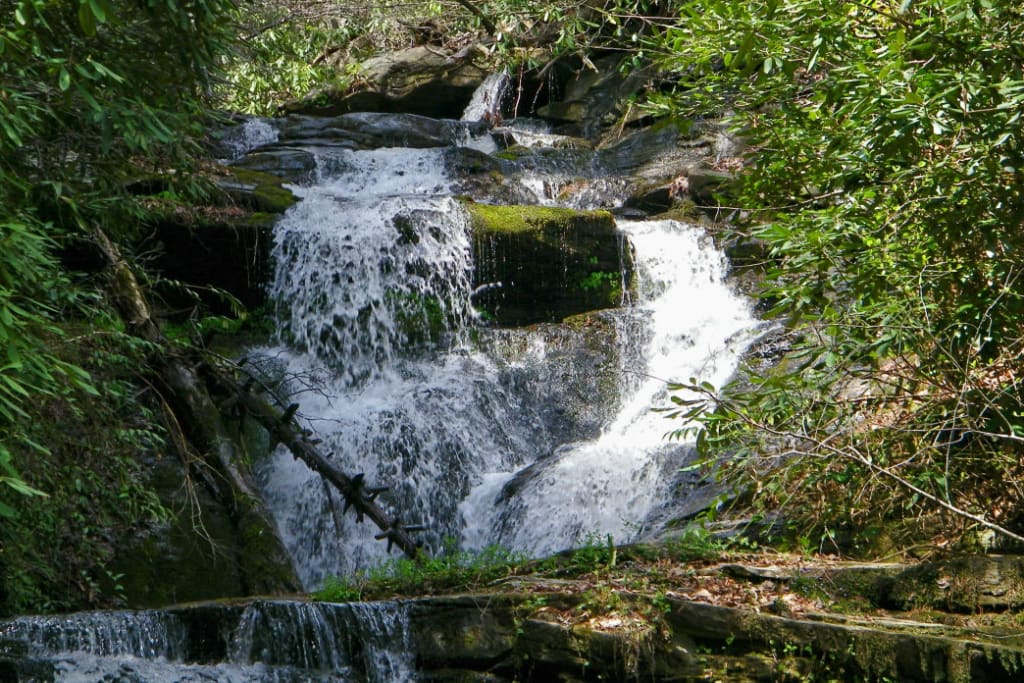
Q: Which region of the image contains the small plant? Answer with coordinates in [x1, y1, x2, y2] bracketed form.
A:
[569, 533, 618, 574]
[314, 540, 527, 602]
[577, 270, 619, 293]
[665, 525, 727, 562]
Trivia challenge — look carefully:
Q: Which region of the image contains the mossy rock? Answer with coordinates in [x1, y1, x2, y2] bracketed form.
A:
[463, 201, 635, 326]
[141, 166, 296, 316]
[214, 166, 297, 214]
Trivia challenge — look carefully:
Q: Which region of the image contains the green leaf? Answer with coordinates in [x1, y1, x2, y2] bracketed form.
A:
[1, 476, 47, 498]
[88, 0, 107, 23]
[58, 66, 71, 91]
[78, 1, 96, 36]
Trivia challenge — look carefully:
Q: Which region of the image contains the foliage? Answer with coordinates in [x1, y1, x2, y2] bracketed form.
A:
[218, 5, 356, 115]
[314, 540, 527, 601]
[648, 0, 1024, 549]
[0, 318, 169, 616]
[0, 0, 240, 611]
[220, 0, 478, 114]
[218, 0, 667, 114]
[0, 218, 95, 512]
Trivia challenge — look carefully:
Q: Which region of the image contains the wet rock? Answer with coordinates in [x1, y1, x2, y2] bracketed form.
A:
[140, 167, 295, 313]
[228, 147, 318, 185]
[464, 202, 635, 325]
[477, 310, 641, 442]
[277, 112, 490, 149]
[282, 46, 490, 118]
[410, 596, 519, 670]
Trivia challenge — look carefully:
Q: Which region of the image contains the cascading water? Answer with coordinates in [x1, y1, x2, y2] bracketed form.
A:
[0, 601, 414, 682]
[255, 140, 571, 587]
[462, 219, 757, 555]
[254, 113, 759, 588]
[0, 78, 763, 683]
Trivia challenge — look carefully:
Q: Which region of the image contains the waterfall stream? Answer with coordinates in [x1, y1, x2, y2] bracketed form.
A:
[0, 601, 414, 682]
[252, 111, 758, 588]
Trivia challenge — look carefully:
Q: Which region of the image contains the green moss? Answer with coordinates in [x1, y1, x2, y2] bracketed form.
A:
[386, 289, 448, 345]
[494, 145, 532, 161]
[220, 167, 297, 213]
[462, 201, 615, 238]
[653, 199, 702, 223]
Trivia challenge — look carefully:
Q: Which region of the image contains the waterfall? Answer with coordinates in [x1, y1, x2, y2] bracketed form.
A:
[0, 610, 188, 660]
[461, 71, 511, 123]
[256, 140, 567, 586]
[229, 601, 414, 682]
[253, 111, 758, 587]
[462, 219, 757, 554]
[0, 599, 414, 682]
[217, 116, 280, 161]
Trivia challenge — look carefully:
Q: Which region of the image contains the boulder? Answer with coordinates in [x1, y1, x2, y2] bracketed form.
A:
[477, 310, 643, 443]
[276, 112, 490, 149]
[536, 54, 659, 142]
[281, 46, 490, 118]
[228, 147, 318, 185]
[109, 450, 300, 608]
[464, 202, 635, 325]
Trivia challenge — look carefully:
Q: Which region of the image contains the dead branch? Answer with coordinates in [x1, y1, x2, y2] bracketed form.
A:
[208, 365, 424, 559]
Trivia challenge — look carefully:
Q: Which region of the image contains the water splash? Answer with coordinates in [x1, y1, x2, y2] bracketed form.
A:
[218, 117, 280, 160]
[461, 219, 758, 555]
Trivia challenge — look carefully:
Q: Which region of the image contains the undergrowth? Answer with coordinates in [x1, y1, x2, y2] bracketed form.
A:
[313, 527, 736, 603]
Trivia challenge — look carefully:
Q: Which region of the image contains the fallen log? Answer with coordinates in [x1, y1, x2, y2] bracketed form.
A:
[207, 365, 424, 560]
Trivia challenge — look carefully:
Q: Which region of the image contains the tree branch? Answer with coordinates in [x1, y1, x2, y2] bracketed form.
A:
[453, 0, 496, 36]
[692, 385, 1024, 546]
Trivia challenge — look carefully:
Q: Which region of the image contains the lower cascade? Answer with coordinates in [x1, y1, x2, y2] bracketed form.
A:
[0, 601, 414, 682]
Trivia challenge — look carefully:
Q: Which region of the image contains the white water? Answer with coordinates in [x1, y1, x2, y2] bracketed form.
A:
[256, 126, 757, 588]
[0, 600, 414, 682]
[256, 142, 558, 586]
[461, 71, 510, 123]
[462, 220, 757, 554]
[218, 117, 280, 161]
[0, 610, 188, 660]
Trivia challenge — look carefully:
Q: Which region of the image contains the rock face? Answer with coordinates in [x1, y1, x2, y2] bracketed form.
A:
[477, 310, 644, 443]
[282, 46, 490, 118]
[5, 589, 1022, 682]
[142, 166, 297, 313]
[276, 112, 490, 149]
[465, 202, 635, 325]
[108, 451, 300, 608]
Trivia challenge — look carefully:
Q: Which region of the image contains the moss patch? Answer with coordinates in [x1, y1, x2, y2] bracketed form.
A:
[216, 166, 297, 214]
[464, 202, 613, 236]
[463, 201, 633, 325]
